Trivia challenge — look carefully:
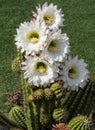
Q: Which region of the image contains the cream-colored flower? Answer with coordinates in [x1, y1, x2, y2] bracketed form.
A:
[15, 20, 47, 55]
[45, 30, 70, 62]
[62, 56, 89, 91]
[22, 56, 59, 87]
[33, 3, 64, 29]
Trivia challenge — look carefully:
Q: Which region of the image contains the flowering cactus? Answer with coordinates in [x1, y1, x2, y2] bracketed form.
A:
[0, 2, 95, 130]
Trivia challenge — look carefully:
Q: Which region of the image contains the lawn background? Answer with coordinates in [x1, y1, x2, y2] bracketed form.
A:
[0, 0, 95, 112]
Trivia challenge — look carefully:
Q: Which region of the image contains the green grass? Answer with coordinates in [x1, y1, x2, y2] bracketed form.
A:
[0, 0, 95, 112]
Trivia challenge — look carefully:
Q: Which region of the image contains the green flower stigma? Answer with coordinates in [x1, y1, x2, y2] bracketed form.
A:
[27, 31, 40, 43]
[43, 14, 54, 25]
[48, 40, 58, 52]
[35, 61, 47, 74]
[68, 67, 78, 79]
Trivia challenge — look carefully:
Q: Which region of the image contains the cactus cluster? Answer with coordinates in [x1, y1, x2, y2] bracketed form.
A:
[1, 78, 95, 129]
[0, 2, 95, 130]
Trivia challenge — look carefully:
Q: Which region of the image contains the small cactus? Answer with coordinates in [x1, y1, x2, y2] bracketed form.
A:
[68, 115, 93, 130]
[53, 108, 68, 123]
[44, 88, 54, 100]
[50, 83, 64, 99]
[9, 106, 26, 128]
[33, 89, 44, 100]
[11, 57, 21, 73]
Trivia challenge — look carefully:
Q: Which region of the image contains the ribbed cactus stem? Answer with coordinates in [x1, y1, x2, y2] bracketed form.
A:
[74, 81, 91, 116]
[46, 100, 55, 128]
[18, 50, 33, 130]
[84, 81, 95, 114]
[40, 101, 49, 127]
[63, 91, 78, 109]
[32, 102, 40, 130]
[68, 84, 88, 118]
[21, 74, 33, 130]
[62, 80, 95, 120]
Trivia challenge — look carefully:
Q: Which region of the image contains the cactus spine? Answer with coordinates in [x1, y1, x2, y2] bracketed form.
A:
[68, 115, 93, 130]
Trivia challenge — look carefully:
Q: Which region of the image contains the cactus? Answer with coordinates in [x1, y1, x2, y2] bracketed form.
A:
[40, 101, 49, 126]
[44, 88, 54, 100]
[0, 112, 21, 129]
[22, 79, 33, 130]
[33, 89, 44, 100]
[9, 106, 26, 128]
[50, 83, 64, 99]
[2, 3, 95, 130]
[62, 79, 95, 120]
[53, 108, 68, 123]
[68, 115, 93, 130]
[11, 57, 21, 73]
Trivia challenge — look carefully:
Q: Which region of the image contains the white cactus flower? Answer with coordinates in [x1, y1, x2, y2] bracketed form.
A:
[62, 56, 89, 91]
[45, 30, 70, 62]
[15, 20, 47, 55]
[33, 3, 64, 29]
[22, 56, 59, 87]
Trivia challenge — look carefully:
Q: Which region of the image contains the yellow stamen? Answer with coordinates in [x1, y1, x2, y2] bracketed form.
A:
[48, 40, 57, 52]
[43, 14, 54, 25]
[27, 31, 40, 44]
[35, 62, 47, 74]
[68, 67, 78, 79]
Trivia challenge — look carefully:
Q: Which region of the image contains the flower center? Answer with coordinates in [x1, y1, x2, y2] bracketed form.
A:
[68, 67, 78, 79]
[35, 62, 47, 74]
[43, 14, 54, 25]
[48, 40, 58, 52]
[27, 31, 40, 44]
